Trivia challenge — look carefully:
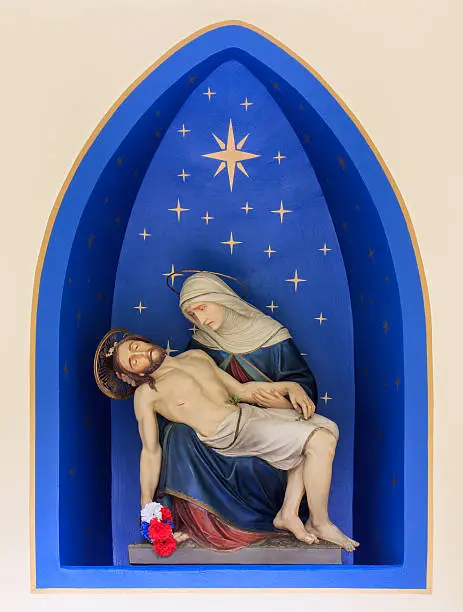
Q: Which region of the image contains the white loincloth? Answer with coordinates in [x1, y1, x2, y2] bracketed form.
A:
[196, 403, 339, 471]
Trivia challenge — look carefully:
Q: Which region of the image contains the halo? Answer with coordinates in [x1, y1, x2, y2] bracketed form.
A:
[93, 328, 135, 400]
[165, 269, 247, 298]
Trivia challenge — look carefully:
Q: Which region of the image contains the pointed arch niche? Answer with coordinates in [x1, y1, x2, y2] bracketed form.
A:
[32, 22, 431, 590]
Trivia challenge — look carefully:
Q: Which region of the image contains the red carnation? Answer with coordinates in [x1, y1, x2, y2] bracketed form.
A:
[153, 536, 177, 557]
[161, 507, 173, 523]
[148, 518, 172, 541]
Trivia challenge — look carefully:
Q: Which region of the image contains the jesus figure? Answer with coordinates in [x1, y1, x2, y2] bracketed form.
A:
[95, 330, 359, 552]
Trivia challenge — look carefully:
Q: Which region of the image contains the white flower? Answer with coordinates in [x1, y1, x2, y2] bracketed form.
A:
[141, 502, 163, 523]
[104, 340, 119, 358]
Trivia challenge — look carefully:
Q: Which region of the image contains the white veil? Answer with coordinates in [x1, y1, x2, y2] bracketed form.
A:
[179, 272, 291, 354]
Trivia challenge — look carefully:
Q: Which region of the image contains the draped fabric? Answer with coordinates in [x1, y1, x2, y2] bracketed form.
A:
[172, 497, 271, 551]
[179, 272, 292, 353]
[156, 337, 318, 548]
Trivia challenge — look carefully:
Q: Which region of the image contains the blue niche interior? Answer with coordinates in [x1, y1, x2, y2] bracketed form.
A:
[35, 23, 428, 590]
[111, 60, 355, 565]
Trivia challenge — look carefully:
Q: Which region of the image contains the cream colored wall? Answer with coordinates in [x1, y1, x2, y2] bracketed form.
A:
[1, 0, 462, 608]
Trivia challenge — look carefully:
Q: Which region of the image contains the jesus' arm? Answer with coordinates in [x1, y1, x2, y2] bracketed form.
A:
[199, 350, 314, 418]
[134, 386, 162, 508]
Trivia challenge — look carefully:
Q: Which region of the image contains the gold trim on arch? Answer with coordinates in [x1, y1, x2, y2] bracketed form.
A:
[29, 19, 433, 593]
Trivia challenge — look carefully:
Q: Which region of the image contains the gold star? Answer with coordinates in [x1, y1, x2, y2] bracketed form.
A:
[273, 151, 287, 164]
[203, 87, 216, 101]
[241, 201, 253, 214]
[155, 129, 163, 138]
[266, 300, 279, 312]
[264, 244, 277, 258]
[165, 340, 178, 356]
[394, 378, 401, 390]
[88, 234, 94, 247]
[320, 392, 332, 404]
[343, 222, 348, 231]
[303, 134, 310, 143]
[177, 169, 191, 182]
[168, 198, 189, 222]
[188, 324, 198, 333]
[156, 110, 161, 117]
[338, 156, 346, 169]
[391, 475, 398, 486]
[138, 228, 151, 240]
[116, 156, 124, 166]
[97, 291, 104, 301]
[162, 264, 184, 287]
[314, 312, 327, 325]
[201, 211, 214, 225]
[115, 217, 121, 223]
[202, 119, 260, 192]
[271, 201, 292, 223]
[360, 294, 365, 303]
[383, 320, 389, 334]
[76, 311, 82, 322]
[355, 203, 360, 211]
[221, 231, 243, 255]
[240, 97, 253, 111]
[272, 82, 280, 90]
[63, 362, 69, 374]
[68, 277, 72, 284]
[319, 243, 332, 256]
[188, 75, 197, 84]
[68, 467, 75, 477]
[104, 196, 109, 205]
[177, 124, 191, 137]
[368, 248, 375, 260]
[299, 104, 304, 110]
[134, 301, 147, 314]
[285, 269, 307, 292]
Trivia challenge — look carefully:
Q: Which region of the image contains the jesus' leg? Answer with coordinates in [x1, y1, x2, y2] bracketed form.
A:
[273, 463, 319, 544]
[303, 429, 360, 552]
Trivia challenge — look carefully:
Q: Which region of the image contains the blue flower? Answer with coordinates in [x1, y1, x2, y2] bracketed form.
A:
[140, 521, 151, 542]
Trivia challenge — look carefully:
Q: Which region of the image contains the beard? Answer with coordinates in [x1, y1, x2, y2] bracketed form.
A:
[142, 345, 167, 375]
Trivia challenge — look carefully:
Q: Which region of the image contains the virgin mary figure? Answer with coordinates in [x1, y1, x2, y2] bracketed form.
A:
[156, 271, 319, 550]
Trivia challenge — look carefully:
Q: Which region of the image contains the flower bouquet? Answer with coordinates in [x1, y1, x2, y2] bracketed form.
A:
[140, 501, 177, 557]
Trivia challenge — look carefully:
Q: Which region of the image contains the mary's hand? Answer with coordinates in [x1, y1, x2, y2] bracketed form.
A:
[286, 384, 316, 419]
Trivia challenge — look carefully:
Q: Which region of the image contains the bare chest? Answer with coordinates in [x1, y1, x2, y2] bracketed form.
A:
[156, 357, 227, 409]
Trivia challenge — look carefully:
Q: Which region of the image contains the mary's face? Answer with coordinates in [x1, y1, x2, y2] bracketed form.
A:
[186, 302, 225, 331]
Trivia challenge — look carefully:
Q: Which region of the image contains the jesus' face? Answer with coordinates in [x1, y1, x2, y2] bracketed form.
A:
[186, 301, 224, 330]
[117, 339, 166, 375]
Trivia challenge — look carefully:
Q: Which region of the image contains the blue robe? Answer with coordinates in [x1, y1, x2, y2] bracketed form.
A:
[156, 337, 318, 532]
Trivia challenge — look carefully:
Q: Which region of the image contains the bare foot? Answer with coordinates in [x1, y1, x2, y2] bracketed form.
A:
[274, 511, 319, 545]
[173, 531, 190, 544]
[305, 519, 359, 552]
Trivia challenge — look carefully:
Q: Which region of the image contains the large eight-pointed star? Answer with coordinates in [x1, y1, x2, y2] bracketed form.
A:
[202, 119, 260, 191]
